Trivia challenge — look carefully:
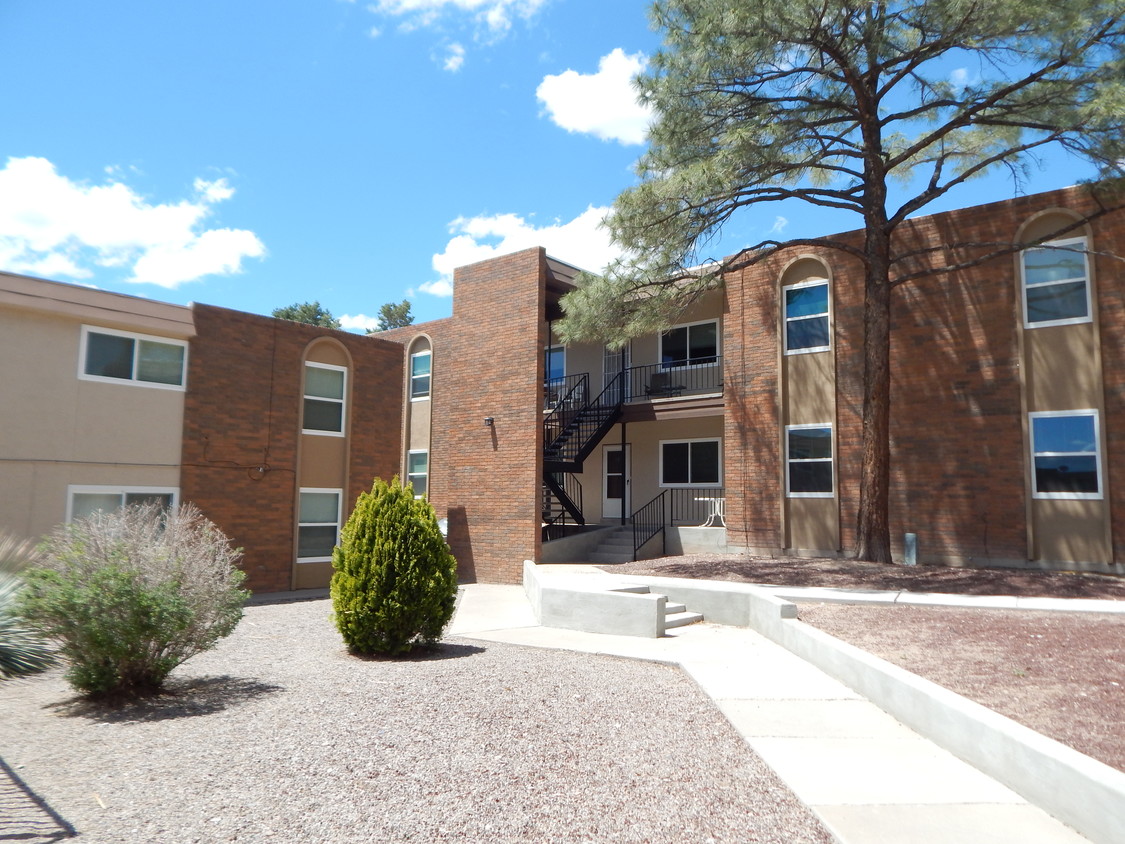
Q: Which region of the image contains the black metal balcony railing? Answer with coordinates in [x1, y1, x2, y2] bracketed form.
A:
[544, 358, 723, 411]
[623, 357, 723, 402]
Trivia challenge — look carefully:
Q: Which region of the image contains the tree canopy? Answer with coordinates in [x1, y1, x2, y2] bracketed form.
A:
[560, 0, 1125, 341]
[558, 0, 1125, 563]
[271, 301, 342, 329]
[373, 299, 415, 331]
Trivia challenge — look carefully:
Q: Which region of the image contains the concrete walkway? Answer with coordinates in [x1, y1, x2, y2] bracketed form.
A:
[448, 576, 1093, 844]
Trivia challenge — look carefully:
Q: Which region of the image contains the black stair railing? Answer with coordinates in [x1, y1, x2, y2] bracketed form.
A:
[543, 472, 583, 525]
[543, 373, 624, 470]
[631, 490, 667, 561]
[542, 474, 584, 541]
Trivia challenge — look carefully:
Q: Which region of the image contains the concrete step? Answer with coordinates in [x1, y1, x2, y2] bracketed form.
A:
[590, 552, 633, 564]
[665, 601, 687, 614]
[664, 610, 704, 629]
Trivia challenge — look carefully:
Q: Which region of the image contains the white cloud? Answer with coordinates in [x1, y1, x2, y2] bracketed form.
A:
[371, 0, 546, 38]
[418, 279, 454, 297]
[368, 25, 382, 38]
[536, 48, 653, 145]
[443, 42, 466, 72]
[768, 216, 788, 235]
[425, 205, 620, 296]
[0, 156, 264, 288]
[339, 313, 377, 332]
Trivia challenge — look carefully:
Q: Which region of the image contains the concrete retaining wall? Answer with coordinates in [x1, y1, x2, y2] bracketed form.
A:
[742, 587, 1125, 844]
[523, 560, 666, 637]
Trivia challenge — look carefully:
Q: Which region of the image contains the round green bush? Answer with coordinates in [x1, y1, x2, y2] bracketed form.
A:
[330, 477, 458, 656]
[17, 504, 248, 698]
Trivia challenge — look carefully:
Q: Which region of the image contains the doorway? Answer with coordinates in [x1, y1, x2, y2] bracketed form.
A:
[603, 444, 630, 520]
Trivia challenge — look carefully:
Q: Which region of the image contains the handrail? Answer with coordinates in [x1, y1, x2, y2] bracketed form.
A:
[631, 490, 666, 561]
[543, 372, 624, 466]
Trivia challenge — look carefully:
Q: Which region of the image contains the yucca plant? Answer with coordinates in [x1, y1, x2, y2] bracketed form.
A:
[0, 532, 55, 680]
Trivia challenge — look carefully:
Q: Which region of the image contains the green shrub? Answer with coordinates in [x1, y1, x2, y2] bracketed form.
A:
[331, 477, 458, 656]
[0, 533, 55, 680]
[17, 503, 248, 698]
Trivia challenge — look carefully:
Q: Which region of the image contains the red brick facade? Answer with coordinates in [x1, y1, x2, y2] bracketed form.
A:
[724, 185, 1124, 570]
[384, 248, 547, 583]
[180, 305, 403, 592]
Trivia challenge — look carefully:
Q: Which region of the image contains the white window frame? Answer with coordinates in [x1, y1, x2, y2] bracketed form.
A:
[297, 487, 342, 563]
[407, 449, 429, 499]
[659, 319, 720, 370]
[410, 350, 432, 401]
[785, 424, 835, 498]
[1029, 410, 1103, 500]
[78, 325, 188, 391]
[658, 437, 723, 488]
[66, 485, 180, 523]
[302, 361, 347, 437]
[783, 279, 831, 355]
[1021, 237, 1093, 329]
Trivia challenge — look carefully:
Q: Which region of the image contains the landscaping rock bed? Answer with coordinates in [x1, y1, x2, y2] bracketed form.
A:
[0, 598, 832, 844]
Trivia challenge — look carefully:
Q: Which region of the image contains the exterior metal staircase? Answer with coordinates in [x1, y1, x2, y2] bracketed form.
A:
[541, 374, 624, 534]
[543, 373, 624, 473]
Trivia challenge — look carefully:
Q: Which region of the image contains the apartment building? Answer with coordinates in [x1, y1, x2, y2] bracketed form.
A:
[0, 274, 403, 593]
[2, 184, 1122, 592]
[388, 184, 1125, 579]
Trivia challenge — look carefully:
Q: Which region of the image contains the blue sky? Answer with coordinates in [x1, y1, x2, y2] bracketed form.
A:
[0, 0, 1099, 332]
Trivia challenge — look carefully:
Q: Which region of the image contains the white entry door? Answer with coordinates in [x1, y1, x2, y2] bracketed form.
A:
[603, 444, 630, 520]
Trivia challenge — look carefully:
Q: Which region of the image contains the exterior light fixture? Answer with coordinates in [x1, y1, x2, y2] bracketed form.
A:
[484, 417, 494, 427]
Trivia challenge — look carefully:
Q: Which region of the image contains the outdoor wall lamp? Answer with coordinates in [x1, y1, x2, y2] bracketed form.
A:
[484, 416, 494, 427]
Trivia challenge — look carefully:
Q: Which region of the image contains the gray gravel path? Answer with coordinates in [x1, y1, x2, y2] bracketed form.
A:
[0, 598, 832, 843]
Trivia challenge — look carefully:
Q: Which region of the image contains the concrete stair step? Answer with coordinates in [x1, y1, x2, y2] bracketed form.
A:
[665, 601, 687, 614]
[664, 610, 704, 629]
[590, 552, 633, 564]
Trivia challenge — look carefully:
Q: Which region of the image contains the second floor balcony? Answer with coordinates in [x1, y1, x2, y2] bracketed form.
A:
[544, 356, 723, 412]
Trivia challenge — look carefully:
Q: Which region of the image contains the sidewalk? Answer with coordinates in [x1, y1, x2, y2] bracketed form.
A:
[448, 580, 1092, 844]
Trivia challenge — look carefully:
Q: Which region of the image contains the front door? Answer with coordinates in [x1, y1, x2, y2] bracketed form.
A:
[603, 444, 630, 520]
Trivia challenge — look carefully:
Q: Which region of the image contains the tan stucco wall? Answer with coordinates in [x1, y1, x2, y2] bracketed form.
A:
[578, 416, 724, 523]
[779, 259, 839, 553]
[0, 277, 191, 539]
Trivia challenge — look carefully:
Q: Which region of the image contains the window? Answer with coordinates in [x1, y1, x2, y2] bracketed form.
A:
[67, 485, 178, 522]
[303, 362, 346, 435]
[79, 326, 187, 389]
[407, 450, 429, 498]
[661, 320, 718, 368]
[298, 489, 341, 562]
[1022, 237, 1091, 328]
[1030, 411, 1102, 499]
[410, 350, 432, 400]
[786, 425, 833, 497]
[784, 280, 830, 353]
[544, 345, 565, 385]
[660, 438, 721, 487]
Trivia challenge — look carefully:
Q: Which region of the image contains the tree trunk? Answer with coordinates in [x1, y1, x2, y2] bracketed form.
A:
[854, 228, 893, 564]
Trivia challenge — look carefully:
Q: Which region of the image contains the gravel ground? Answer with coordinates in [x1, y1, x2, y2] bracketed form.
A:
[0, 598, 832, 844]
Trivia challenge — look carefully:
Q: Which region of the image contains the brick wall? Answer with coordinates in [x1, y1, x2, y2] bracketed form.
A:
[181, 305, 403, 592]
[377, 251, 546, 583]
[727, 185, 1124, 565]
